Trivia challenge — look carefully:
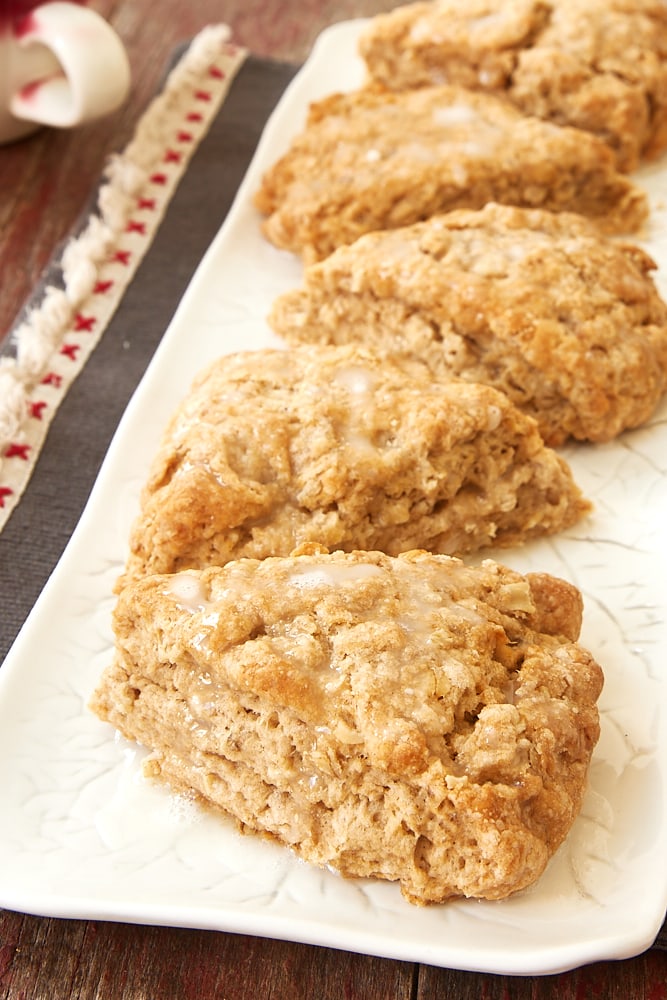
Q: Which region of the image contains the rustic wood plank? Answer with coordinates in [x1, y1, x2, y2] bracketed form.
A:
[0, 910, 88, 999]
[0, 912, 416, 1000]
[416, 950, 667, 999]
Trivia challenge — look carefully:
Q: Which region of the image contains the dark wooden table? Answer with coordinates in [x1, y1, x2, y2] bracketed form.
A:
[1, 1, 666, 996]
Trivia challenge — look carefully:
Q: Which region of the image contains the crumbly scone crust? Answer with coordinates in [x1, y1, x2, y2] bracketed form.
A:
[119, 344, 589, 587]
[269, 204, 667, 445]
[253, 83, 646, 262]
[91, 549, 603, 905]
[358, 0, 667, 171]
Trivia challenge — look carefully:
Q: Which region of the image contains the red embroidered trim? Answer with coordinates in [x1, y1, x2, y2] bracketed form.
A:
[73, 313, 96, 332]
[29, 401, 47, 420]
[4, 443, 31, 460]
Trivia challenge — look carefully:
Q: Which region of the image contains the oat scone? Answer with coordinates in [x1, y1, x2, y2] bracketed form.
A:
[119, 345, 589, 587]
[359, 0, 667, 172]
[253, 84, 647, 262]
[269, 204, 667, 445]
[91, 548, 604, 904]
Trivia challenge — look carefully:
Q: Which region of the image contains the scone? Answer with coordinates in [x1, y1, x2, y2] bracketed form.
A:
[119, 345, 590, 587]
[253, 84, 647, 262]
[269, 204, 667, 445]
[359, 0, 667, 171]
[91, 548, 604, 904]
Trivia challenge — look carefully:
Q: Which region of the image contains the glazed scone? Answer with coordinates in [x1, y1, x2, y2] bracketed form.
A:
[253, 84, 647, 262]
[119, 345, 589, 587]
[91, 548, 604, 904]
[359, 0, 667, 171]
[269, 204, 667, 445]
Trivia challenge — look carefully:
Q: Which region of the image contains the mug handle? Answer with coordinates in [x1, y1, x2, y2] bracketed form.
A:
[10, 1, 131, 128]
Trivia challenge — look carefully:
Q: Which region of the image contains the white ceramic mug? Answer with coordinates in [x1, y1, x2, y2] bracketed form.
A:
[0, 0, 131, 144]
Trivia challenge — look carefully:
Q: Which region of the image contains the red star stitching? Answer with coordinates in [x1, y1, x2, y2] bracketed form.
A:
[194, 89, 212, 101]
[93, 279, 114, 294]
[164, 149, 182, 164]
[41, 372, 62, 387]
[126, 220, 147, 235]
[111, 249, 132, 265]
[60, 343, 80, 361]
[209, 66, 225, 79]
[29, 401, 47, 420]
[150, 172, 168, 185]
[177, 131, 194, 143]
[0, 486, 13, 507]
[4, 443, 31, 460]
[74, 313, 96, 332]
[137, 197, 156, 210]
[186, 112, 203, 122]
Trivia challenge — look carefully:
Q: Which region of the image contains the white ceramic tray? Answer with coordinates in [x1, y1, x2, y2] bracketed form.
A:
[1, 19, 666, 977]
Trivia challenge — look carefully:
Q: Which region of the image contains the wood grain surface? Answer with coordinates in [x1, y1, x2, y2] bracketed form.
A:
[0, 1, 666, 997]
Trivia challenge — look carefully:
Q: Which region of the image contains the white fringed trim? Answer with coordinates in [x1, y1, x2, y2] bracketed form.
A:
[0, 24, 246, 525]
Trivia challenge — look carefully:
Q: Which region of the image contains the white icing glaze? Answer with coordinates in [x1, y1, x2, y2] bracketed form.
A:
[467, 11, 507, 33]
[164, 572, 212, 613]
[433, 102, 484, 128]
[331, 364, 380, 452]
[288, 563, 386, 589]
[332, 364, 377, 395]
